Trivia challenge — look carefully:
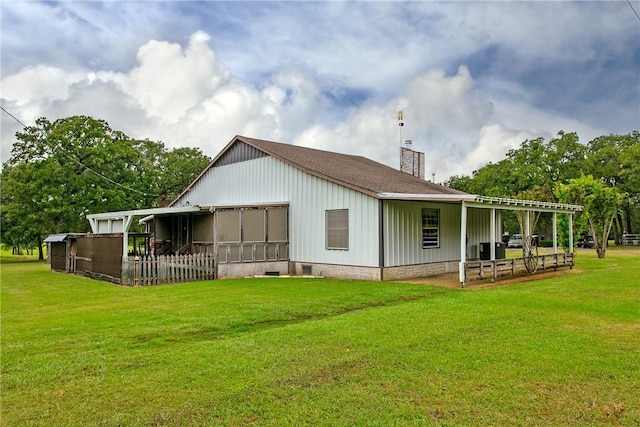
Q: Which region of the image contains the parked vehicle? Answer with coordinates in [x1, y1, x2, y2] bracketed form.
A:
[578, 234, 594, 248]
[508, 233, 523, 248]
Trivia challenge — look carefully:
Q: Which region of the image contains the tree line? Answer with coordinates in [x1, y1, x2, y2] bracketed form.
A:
[1, 116, 211, 259]
[2, 116, 638, 260]
[446, 130, 639, 258]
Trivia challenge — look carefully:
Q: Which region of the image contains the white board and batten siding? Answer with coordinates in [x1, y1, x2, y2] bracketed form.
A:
[174, 155, 381, 267]
[465, 208, 495, 258]
[383, 200, 462, 267]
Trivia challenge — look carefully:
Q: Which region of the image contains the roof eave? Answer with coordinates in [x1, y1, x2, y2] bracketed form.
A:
[377, 193, 476, 202]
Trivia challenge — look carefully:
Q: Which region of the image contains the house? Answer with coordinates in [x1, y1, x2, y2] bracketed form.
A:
[85, 135, 582, 285]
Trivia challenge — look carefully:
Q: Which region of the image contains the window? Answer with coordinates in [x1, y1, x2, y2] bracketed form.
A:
[422, 208, 440, 248]
[326, 209, 349, 250]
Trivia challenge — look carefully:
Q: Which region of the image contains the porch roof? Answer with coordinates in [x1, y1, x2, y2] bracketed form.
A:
[467, 195, 583, 213]
[377, 193, 583, 213]
[87, 206, 202, 222]
[87, 206, 202, 234]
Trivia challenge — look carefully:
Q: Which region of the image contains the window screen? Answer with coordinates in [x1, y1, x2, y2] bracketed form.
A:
[326, 209, 349, 250]
[242, 209, 266, 242]
[217, 210, 241, 243]
[422, 208, 440, 248]
[267, 208, 288, 242]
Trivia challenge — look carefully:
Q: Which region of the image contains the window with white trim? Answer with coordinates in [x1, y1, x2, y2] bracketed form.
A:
[326, 209, 349, 250]
[422, 208, 440, 248]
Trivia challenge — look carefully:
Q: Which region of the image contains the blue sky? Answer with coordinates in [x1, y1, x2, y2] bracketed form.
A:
[2, 1, 639, 180]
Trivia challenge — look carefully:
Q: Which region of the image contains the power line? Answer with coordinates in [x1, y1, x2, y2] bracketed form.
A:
[628, 0, 640, 22]
[53, 146, 164, 198]
[1, 106, 29, 128]
[1, 105, 163, 198]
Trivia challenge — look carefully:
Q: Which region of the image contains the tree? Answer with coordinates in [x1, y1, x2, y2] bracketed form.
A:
[448, 131, 586, 198]
[585, 132, 640, 238]
[1, 116, 211, 258]
[446, 132, 587, 238]
[160, 147, 211, 203]
[555, 176, 625, 258]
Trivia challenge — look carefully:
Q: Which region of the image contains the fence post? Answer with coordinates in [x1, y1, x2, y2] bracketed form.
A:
[134, 257, 140, 286]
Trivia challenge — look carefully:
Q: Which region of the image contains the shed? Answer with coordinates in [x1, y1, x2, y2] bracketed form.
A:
[44, 233, 83, 272]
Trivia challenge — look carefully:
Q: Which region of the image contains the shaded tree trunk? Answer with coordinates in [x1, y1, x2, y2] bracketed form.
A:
[613, 213, 624, 245]
[38, 236, 44, 260]
[624, 204, 633, 234]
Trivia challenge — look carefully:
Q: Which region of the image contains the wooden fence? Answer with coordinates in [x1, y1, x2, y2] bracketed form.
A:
[622, 234, 640, 246]
[464, 252, 574, 283]
[122, 253, 215, 286]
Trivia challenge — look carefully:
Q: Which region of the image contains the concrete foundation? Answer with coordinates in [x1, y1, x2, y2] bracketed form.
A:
[217, 261, 290, 279]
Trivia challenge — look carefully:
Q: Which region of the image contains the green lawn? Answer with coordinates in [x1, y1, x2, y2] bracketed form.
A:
[1, 249, 638, 426]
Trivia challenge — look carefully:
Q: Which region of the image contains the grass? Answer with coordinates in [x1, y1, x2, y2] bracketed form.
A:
[1, 249, 638, 426]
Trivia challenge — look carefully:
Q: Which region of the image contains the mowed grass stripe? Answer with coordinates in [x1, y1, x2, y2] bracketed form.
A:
[1, 249, 638, 426]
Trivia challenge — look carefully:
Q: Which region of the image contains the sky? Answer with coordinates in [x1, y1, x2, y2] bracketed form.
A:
[1, 1, 639, 181]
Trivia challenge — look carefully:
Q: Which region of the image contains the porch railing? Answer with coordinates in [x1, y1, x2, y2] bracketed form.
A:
[464, 252, 574, 282]
[217, 242, 288, 263]
[122, 253, 215, 286]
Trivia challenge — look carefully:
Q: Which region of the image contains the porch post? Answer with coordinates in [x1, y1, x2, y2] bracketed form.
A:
[122, 214, 134, 260]
[88, 217, 98, 233]
[490, 208, 496, 260]
[552, 212, 558, 254]
[459, 202, 467, 285]
[568, 213, 574, 253]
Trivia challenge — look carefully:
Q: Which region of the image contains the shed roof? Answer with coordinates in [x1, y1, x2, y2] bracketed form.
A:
[44, 234, 70, 243]
[44, 233, 85, 242]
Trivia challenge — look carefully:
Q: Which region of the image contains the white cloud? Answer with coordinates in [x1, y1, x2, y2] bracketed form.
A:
[127, 31, 229, 122]
[294, 65, 497, 179]
[0, 65, 85, 106]
[1, 10, 637, 180]
[461, 124, 540, 173]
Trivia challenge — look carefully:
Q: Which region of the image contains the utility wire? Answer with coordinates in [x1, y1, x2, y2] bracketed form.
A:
[628, 0, 640, 22]
[2, 105, 163, 198]
[56, 148, 163, 198]
[1, 106, 29, 128]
